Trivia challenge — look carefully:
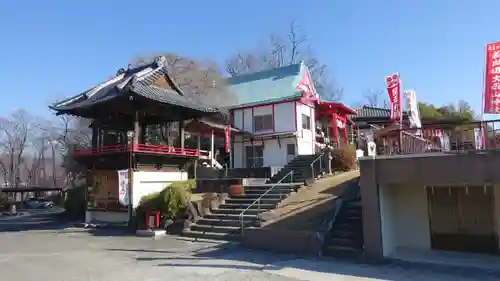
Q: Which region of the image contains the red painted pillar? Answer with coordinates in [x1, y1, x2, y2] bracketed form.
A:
[331, 113, 338, 145]
[342, 120, 348, 144]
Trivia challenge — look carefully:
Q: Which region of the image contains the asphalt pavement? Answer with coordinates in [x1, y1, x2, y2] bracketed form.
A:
[0, 211, 498, 281]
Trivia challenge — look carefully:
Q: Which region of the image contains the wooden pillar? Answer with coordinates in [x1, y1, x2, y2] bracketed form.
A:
[179, 120, 185, 149]
[128, 111, 140, 229]
[91, 121, 98, 149]
[210, 130, 215, 166]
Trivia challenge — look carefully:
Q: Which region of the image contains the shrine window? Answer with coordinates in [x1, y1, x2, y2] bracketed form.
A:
[253, 114, 273, 132]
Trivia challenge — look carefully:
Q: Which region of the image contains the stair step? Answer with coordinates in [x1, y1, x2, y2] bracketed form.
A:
[323, 245, 364, 259]
[231, 194, 290, 200]
[225, 198, 281, 204]
[205, 213, 259, 220]
[218, 203, 276, 210]
[211, 208, 265, 215]
[182, 229, 241, 241]
[190, 224, 241, 234]
[326, 237, 362, 248]
[329, 228, 363, 239]
[196, 218, 260, 227]
[243, 190, 293, 196]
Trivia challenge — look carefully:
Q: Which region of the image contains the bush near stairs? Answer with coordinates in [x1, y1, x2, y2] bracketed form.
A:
[331, 145, 357, 171]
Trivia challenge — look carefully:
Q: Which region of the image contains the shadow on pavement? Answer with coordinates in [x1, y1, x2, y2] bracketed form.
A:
[107, 242, 500, 280]
[0, 209, 75, 233]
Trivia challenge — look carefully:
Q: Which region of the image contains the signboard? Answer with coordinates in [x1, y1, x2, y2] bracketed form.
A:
[118, 169, 129, 206]
[474, 127, 484, 150]
[484, 42, 500, 113]
[404, 90, 422, 129]
[385, 73, 403, 121]
[224, 125, 231, 153]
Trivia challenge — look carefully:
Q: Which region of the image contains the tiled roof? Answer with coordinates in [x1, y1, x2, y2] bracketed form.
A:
[353, 106, 408, 119]
[225, 62, 308, 107]
[50, 56, 220, 113]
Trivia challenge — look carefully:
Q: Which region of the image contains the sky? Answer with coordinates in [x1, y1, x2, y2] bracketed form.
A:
[1, 0, 499, 119]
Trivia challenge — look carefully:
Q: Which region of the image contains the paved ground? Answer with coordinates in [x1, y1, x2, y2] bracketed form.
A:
[0, 212, 499, 280]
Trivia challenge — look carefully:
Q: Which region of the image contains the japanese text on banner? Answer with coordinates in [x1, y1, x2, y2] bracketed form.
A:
[484, 42, 500, 114]
[385, 73, 403, 121]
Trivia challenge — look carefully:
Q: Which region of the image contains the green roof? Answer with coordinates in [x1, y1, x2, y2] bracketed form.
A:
[354, 106, 408, 119]
[226, 62, 308, 107]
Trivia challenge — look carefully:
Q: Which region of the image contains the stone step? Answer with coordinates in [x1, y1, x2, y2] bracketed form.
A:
[211, 208, 265, 215]
[225, 198, 281, 205]
[205, 213, 259, 220]
[230, 194, 289, 200]
[242, 190, 293, 196]
[182, 229, 241, 242]
[323, 245, 364, 259]
[326, 236, 363, 248]
[335, 216, 362, 224]
[329, 228, 363, 239]
[196, 218, 260, 227]
[218, 203, 276, 210]
[190, 224, 241, 234]
[243, 183, 302, 189]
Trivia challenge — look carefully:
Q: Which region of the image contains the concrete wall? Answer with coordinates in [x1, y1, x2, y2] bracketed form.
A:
[132, 171, 187, 208]
[359, 151, 500, 259]
[379, 184, 431, 256]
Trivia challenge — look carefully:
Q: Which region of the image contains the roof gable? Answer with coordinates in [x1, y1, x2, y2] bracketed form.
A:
[50, 56, 219, 114]
[226, 62, 314, 107]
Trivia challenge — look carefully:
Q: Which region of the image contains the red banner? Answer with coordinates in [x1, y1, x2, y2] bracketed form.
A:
[484, 42, 500, 114]
[385, 73, 403, 121]
[224, 125, 231, 153]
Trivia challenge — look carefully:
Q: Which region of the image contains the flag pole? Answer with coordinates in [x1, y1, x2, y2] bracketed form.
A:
[481, 44, 487, 149]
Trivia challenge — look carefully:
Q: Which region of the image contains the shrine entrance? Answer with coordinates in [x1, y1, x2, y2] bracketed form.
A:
[427, 186, 498, 255]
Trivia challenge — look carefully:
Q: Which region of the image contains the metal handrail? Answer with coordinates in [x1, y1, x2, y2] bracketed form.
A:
[239, 170, 294, 236]
[310, 152, 325, 180]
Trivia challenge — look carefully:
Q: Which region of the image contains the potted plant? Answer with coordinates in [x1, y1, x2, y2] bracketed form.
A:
[229, 184, 245, 197]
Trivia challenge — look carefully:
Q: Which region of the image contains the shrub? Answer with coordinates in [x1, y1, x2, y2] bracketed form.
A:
[331, 144, 357, 171]
[136, 180, 195, 228]
[64, 185, 87, 220]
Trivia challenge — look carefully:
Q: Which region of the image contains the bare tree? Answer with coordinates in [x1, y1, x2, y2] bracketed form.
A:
[361, 89, 388, 108]
[226, 21, 343, 101]
[131, 53, 237, 107]
[0, 110, 32, 187]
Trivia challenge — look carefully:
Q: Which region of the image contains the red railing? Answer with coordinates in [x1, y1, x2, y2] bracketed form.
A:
[134, 144, 200, 156]
[72, 144, 200, 157]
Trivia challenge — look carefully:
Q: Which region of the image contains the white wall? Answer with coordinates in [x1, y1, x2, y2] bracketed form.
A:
[379, 184, 431, 256]
[231, 136, 296, 168]
[296, 101, 315, 155]
[232, 101, 296, 135]
[132, 171, 187, 208]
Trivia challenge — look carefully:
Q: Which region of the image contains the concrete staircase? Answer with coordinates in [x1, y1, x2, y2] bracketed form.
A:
[267, 154, 325, 184]
[183, 183, 301, 241]
[183, 153, 325, 241]
[322, 198, 364, 259]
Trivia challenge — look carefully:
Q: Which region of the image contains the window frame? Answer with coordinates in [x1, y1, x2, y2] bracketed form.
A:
[253, 114, 273, 133]
[245, 145, 264, 168]
[301, 114, 311, 130]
